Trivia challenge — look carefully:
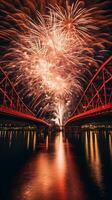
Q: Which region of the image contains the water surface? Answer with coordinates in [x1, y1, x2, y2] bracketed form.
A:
[0, 127, 112, 200]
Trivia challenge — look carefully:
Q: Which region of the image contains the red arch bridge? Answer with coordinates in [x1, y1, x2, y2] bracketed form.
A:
[0, 67, 49, 127]
[65, 56, 112, 126]
[0, 56, 112, 127]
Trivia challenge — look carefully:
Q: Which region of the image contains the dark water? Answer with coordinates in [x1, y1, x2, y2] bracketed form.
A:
[0, 126, 112, 200]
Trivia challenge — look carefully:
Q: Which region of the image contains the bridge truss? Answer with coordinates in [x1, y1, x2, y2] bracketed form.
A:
[0, 67, 49, 126]
[66, 56, 112, 125]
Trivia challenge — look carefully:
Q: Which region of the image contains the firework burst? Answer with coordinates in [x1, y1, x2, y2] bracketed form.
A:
[0, 0, 111, 126]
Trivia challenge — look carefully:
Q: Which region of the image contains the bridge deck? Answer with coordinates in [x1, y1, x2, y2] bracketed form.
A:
[0, 105, 49, 127]
[65, 103, 112, 125]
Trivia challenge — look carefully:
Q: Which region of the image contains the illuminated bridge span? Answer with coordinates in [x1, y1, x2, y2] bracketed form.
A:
[66, 56, 112, 126]
[0, 67, 49, 127]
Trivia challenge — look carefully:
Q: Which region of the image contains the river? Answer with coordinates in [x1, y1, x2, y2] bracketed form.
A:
[0, 125, 112, 200]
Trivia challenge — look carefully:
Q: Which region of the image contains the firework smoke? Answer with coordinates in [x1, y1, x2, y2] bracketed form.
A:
[0, 0, 111, 126]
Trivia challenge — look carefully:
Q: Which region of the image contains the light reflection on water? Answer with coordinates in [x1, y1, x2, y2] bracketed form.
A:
[11, 131, 87, 200]
[85, 132, 103, 191]
[66, 128, 112, 200]
[0, 127, 112, 200]
[109, 134, 112, 158]
[0, 128, 47, 151]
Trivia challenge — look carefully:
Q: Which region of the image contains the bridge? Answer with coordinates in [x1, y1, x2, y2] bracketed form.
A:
[1, 56, 112, 128]
[65, 56, 112, 126]
[0, 67, 49, 127]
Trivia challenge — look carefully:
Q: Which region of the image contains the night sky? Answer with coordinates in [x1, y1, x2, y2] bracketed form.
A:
[0, 0, 112, 123]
